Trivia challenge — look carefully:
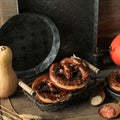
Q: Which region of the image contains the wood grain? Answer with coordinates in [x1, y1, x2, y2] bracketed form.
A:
[0, 87, 120, 120]
[98, 0, 120, 50]
[0, 0, 18, 27]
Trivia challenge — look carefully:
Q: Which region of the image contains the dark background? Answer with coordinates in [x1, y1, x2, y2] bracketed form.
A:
[18, 0, 99, 63]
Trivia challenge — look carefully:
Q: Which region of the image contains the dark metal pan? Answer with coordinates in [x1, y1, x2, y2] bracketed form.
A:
[0, 13, 60, 79]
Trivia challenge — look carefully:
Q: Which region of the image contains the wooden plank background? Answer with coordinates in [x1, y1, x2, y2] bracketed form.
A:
[98, 0, 120, 50]
[0, 0, 18, 27]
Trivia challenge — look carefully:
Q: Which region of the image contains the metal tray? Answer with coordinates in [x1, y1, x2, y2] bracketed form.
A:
[0, 13, 60, 79]
[22, 77, 96, 112]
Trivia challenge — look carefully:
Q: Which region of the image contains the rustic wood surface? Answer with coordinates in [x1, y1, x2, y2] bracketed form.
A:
[1, 63, 120, 120]
[0, 88, 119, 120]
[0, 0, 18, 27]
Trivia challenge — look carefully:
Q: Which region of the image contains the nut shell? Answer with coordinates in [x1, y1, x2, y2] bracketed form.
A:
[90, 89, 105, 106]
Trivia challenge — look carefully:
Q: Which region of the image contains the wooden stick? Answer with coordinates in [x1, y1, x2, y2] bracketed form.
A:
[83, 60, 100, 73]
[0, 109, 21, 120]
[18, 81, 36, 96]
[71, 54, 100, 73]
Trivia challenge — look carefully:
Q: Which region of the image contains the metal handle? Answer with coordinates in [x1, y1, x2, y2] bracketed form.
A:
[71, 54, 100, 73]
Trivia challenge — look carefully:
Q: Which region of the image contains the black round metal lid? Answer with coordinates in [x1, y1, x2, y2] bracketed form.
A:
[0, 13, 60, 79]
[106, 86, 120, 101]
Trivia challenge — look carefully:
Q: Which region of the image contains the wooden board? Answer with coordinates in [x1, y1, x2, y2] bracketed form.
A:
[0, 0, 18, 27]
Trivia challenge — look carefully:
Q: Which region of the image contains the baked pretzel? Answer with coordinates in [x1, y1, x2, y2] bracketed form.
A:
[108, 70, 120, 92]
[49, 58, 89, 91]
[60, 57, 87, 67]
[32, 74, 71, 104]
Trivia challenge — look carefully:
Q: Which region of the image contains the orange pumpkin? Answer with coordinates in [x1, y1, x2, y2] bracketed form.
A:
[110, 34, 120, 66]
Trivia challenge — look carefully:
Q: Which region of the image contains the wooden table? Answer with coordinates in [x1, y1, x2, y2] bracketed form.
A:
[1, 62, 120, 120]
[0, 83, 120, 120]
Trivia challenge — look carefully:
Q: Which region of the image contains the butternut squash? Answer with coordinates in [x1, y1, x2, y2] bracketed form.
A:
[0, 45, 18, 98]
